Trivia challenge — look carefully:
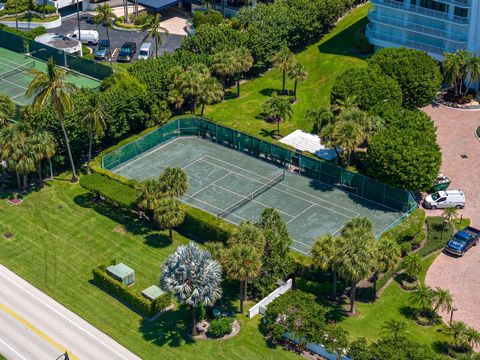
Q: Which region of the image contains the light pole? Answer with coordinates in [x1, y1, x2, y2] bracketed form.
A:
[449, 306, 458, 325]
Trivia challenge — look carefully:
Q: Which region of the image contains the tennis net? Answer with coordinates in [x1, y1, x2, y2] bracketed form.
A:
[218, 171, 285, 219]
[0, 60, 35, 81]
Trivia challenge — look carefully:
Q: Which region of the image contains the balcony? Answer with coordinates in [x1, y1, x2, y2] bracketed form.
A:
[365, 23, 467, 56]
[370, 0, 469, 24]
[368, 8, 468, 43]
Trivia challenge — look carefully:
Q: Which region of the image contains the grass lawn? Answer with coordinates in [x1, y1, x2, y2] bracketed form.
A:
[205, 4, 370, 140]
[1, 14, 60, 22]
[339, 253, 447, 352]
[0, 179, 297, 360]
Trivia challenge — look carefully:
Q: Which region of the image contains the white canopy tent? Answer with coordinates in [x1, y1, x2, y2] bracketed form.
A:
[279, 130, 338, 160]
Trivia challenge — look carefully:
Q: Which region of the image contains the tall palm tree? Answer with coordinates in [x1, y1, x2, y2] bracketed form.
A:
[228, 221, 265, 250]
[372, 238, 400, 300]
[94, 4, 115, 69]
[0, 124, 25, 189]
[231, 46, 253, 97]
[432, 287, 453, 314]
[158, 167, 188, 197]
[198, 77, 223, 116]
[334, 120, 363, 166]
[442, 207, 458, 224]
[402, 252, 422, 282]
[136, 178, 162, 213]
[81, 95, 107, 174]
[272, 47, 296, 94]
[287, 62, 307, 100]
[154, 197, 185, 241]
[465, 55, 480, 91]
[15, 145, 36, 190]
[443, 52, 462, 97]
[26, 58, 78, 182]
[380, 318, 408, 342]
[29, 130, 56, 188]
[141, 14, 169, 58]
[332, 95, 358, 114]
[0, 94, 15, 128]
[311, 234, 340, 298]
[445, 321, 480, 351]
[211, 50, 235, 98]
[306, 107, 333, 135]
[336, 218, 376, 314]
[222, 242, 262, 313]
[411, 282, 434, 315]
[177, 64, 210, 114]
[261, 94, 293, 136]
[160, 242, 222, 335]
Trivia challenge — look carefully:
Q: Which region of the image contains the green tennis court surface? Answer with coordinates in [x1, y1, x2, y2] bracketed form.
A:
[112, 137, 403, 254]
[0, 47, 100, 105]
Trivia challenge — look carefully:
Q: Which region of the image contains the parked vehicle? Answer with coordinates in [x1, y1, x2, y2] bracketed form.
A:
[117, 42, 137, 63]
[67, 30, 99, 46]
[423, 189, 465, 209]
[432, 173, 450, 192]
[137, 42, 153, 60]
[94, 39, 110, 60]
[445, 226, 480, 256]
[81, 14, 95, 24]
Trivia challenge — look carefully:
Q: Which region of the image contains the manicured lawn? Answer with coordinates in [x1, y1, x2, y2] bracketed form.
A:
[339, 253, 447, 351]
[0, 179, 297, 360]
[205, 4, 370, 140]
[1, 14, 60, 22]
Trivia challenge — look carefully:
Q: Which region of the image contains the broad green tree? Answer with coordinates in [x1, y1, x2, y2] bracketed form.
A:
[81, 94, 107, 174]
[261, 93, 293, 135]
[26, 58, 78, 182]
[160, 242, 222, 335]
[158, 167, 188, 197]
[141, 14, 169, 57]
[272, 47, 296, 94]
[372, 238, 400, 300]
[154, 197, 185, 240]
[287, 62, 307, 99]
[311, 234, 340, 298]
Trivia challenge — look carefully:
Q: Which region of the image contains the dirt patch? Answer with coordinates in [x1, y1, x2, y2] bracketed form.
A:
[112, 225, 128, 236]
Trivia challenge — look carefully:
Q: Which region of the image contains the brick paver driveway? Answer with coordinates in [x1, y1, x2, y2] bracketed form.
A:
[423, 104, 480, 330]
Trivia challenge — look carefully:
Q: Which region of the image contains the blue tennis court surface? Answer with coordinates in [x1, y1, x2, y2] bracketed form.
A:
[111, 136, 403, 254]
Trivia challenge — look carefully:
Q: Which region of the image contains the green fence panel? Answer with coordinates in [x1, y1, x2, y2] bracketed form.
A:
[65, 53, 112, 80]
[0, 30, 25, 53]
[179, 117, 198, 135]
[217, 125, 234, 146]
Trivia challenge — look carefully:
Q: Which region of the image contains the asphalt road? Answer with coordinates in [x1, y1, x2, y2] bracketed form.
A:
[49, 15, 183, 62]
[0, 264, 141, 360]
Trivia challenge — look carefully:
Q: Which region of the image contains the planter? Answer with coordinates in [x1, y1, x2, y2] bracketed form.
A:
[193, 319, 240, 340]
[400, 278, 418, 291]
[8, 197, 23, 205]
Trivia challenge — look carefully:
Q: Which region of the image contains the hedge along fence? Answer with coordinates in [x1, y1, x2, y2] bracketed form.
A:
[92, 264, 171, 318]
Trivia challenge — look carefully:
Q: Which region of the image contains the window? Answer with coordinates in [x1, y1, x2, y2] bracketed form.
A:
[419, 0, 447, 12]
[454, 7, 468, 17]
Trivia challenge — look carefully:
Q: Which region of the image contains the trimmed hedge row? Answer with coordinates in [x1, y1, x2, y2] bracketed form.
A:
[92, 265, 170, 318]
[381, 208, 425, 253]
[80, 173, 138, 209]
[417, 216, 453, 257]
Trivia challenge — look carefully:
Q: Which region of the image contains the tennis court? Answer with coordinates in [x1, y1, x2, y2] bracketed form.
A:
[111, 136, 404, 254]
[0, 47, 100, 105]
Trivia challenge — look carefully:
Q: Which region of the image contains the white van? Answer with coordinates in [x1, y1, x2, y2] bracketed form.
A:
[424, 189, 465, 209]
[67, 30, 99, 46]
[138, 42, 153, 60]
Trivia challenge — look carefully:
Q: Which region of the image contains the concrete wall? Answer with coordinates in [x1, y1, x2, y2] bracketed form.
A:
[247, 279, 292, 318]
[0, 15, 62, 29]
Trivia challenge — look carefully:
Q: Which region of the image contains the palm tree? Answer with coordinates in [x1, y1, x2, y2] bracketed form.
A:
[380, 318, 408, 342]
[372, 238, 400, 300]
[15, 145, 36, 190]
[154, 197, 185, 240]
[0, 124, 25, 189]
[411, 282, 434, 315]
[222, 242, 262, 313]
[402, 253, 422, 282]
[306, 107, 333, 135]
[81, 95, 107, 174]
[311, 234, 340, 298]
[178, 64, 210, 114]
[287, 62, 307, 100]
[0, 94, 15, 128]
[445, 321, 480, 351]
[198, 77, 223, 116]
[141, 14, 169, 58]
[442, 207, 458, 225]
[342, 216, 373, 235]
[261, 94, 293, 136]
[466, 55, 480, 91]
[211, 50, 235, 98]
[336, 218, 376, 314]
[432, 287, 453, 314]
[160, 242, 222, 335]
[94, 4, 115, 69]
[26, 58, 78, 182]
[158, 167, 188, 197]
[228, 221, 265, 250]
[29, 130, 56, 188]
[272, 47, 296, 94]
[334, 120, 363, 166]
[136, 178, 162, 213]
[444, 52, 462, 97]
[204, 241, 224, 261]
[332, 95, 358, 114]
[231, 47, 253, 97]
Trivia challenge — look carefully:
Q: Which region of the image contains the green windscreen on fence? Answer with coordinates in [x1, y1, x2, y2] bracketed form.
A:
[102, 117, 412, 212]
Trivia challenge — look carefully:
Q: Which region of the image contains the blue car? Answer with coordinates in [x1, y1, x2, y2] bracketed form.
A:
[94, 39, 110, 60]
[445, 226, 480, 256]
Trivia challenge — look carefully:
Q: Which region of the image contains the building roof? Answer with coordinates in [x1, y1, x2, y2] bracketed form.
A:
[141, 285, 165, 300]
[106, 263, 134, 278]
[136, 0, 179, 11]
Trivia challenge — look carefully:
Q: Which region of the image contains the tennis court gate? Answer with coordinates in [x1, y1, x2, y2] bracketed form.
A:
[102, 116, 415, 213]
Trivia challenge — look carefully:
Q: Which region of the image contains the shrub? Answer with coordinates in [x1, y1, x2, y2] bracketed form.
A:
[0, 23, 46, 39]
[417, 217, 453, 257]
[352, 26, 373, 54]
[192, 9, 224, 28]
[92, 265, 170, 317]
[331, 67, 402, 110]
[368, 47, 442, 109]
[381, 208, 425, 245]
[207, 317, 233, 338]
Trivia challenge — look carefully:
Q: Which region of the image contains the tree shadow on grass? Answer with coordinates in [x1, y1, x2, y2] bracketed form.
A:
[144, 233, 171, 248]
[74, 193, 154, 236]
[318, 16, 369, 58]
[259, 128, 277, 139]
[139, 305, 195, 347]
[432, 339, 449, 354]
[399, 305, 416, 320]
[259, 88, 279, 97]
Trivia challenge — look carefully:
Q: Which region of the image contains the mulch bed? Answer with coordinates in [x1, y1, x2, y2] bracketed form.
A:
[193, 319, 241, 340]
[7, 198, 23, 206]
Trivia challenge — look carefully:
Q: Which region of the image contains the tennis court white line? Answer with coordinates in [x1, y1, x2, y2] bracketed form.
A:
[2, 76, 27, 90]
[182, 194, 247, 223]
[286, 204, 315, 224]
[181, 155, 207, 171]
[188, 170, 233, 198]
[113, 137, 180, 173]
[202, 155, 359, 217]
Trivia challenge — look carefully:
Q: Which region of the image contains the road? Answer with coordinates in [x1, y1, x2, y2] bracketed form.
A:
[0, 264, 141, 360]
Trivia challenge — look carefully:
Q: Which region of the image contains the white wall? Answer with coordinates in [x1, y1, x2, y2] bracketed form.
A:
[0, 16, 62, 29]
[247, 279, 292, 318]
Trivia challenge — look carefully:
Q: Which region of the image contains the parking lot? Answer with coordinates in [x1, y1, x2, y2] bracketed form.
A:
[49, 8, 186, 62]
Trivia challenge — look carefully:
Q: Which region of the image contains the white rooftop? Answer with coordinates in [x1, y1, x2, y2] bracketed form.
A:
[279, 130, 337, 160]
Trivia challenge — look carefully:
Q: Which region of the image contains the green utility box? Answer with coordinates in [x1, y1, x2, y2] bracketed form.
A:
[106, 263, 135, 286]
[432, 174, 450, 192]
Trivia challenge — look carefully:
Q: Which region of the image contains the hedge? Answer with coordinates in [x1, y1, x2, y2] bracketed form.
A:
[80, 173, 138, 209]
[92, 265, 171, 318]
[417, 216, 453, 257]
[381, 208, 425, 245]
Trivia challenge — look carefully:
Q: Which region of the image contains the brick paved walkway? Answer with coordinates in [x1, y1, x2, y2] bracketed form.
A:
[424, 104, 480, 332]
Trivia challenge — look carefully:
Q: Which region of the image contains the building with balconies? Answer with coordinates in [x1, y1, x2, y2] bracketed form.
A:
[366, 0, 480, 60]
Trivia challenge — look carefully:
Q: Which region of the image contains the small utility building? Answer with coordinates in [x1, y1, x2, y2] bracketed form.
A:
[106, 263, 135, 286]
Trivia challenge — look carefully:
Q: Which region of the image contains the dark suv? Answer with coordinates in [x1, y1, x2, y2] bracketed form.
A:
[117, 42, 137, 63]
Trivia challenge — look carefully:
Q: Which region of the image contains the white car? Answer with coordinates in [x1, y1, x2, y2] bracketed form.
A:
[67, 30, 99, 46]
[423, 189, 465, 209]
